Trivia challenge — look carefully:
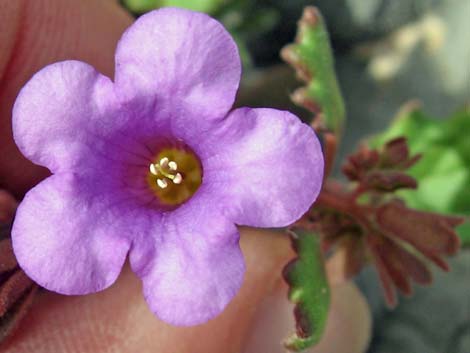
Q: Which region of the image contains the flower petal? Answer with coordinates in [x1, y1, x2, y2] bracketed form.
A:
[114, 8, 241, 127]
[13, 60, 120, 173]
[12, 174, 131, 294]
[131, 189, 245, 326]
[202, 108, 324, 227]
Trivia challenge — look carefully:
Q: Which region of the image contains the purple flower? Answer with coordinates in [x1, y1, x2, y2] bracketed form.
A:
[11, 8, 323, 326]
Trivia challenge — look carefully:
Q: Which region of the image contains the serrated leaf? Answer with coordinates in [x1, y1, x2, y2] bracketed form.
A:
[281, 6, 345, 135]
[371, 105, 470, 245]
[283, 229, 330, 352]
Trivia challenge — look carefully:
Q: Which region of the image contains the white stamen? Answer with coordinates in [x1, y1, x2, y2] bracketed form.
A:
[157, 178, 168, 189]
[168, 161, 178, 171]
[173, 173, 183, 184]
[149, 163, 158, 175]
[159, 157, 169, 167]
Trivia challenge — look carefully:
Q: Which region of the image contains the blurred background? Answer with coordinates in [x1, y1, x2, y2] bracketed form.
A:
[120, 1, 470, 352]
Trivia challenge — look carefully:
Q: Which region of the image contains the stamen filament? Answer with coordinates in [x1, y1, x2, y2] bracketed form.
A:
[155, 163, 175, 180]
[160, 157, 169, 167]
[150, 159, 185, 188]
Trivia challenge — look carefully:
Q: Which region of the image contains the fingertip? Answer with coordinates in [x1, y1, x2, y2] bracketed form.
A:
[243, 281, 372, 353]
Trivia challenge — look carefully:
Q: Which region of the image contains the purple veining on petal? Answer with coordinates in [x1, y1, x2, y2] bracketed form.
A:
[11, 7, 324, 325]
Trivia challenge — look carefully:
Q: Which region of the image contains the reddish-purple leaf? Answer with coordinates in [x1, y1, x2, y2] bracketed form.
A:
[367, 234, 412, 296]
[377, 201, 462, 256]
[385, 238, 433, 285]
[380, 137, 410, 168]
[367, 243, 398, 307]
[363, 171, 417, 192]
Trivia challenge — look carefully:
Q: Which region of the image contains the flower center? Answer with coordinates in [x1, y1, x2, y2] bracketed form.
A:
[147, 147, 202, 207]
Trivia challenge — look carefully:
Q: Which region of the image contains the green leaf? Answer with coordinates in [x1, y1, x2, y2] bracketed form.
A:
[283, 229, 330, 351]
[121, 0, 161, 13]
[121, 0, 225, 14]
[163, 0, 225, 13]
[371, 104, 470, 245]
[281, 7, 345, 135]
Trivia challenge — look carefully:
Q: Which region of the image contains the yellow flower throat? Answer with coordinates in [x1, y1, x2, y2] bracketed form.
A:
[147, 148, 202, 206]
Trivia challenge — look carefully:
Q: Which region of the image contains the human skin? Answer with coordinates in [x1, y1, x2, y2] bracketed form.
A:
[0, 1, 371, 352]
